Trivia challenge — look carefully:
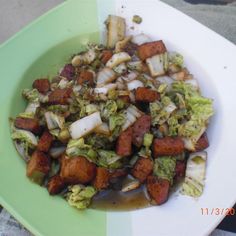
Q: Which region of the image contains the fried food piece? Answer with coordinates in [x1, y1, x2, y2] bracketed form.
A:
[32, 78, 50, 94]
[14, 117, 41, 135]
[132, 115, 151, 147]
[147, 176, 170, 205]
[195, 133, 209, 151]
[153, 137, 184, 157]
[131, 157, 153, 183]
[93, 167, 110, 190]
[109, 168, 128, 179]
[47, 175, 65, 195]
[60, 156, 96, 184]
[48, 88, 72, 105]
[101, 50, 113, 64]
[137, 40, 167, 61]
[27, 150, 51, 184]
[118, 95, 130, 103]
[135, 87, 160, 103]
[175, 161, 186, 179]
[37, 130, 53, 153]
[59, 64, 75, 80]
[116, 127, 133, 157]
[77, 70, 94, 86]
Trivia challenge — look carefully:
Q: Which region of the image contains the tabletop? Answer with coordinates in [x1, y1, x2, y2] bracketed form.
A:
[0, 0, 235, 236]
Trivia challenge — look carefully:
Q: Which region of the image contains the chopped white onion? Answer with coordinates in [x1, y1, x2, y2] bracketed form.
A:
[94, 83, 117, 94]
[12, 130, 38, 147]
[122, 105, 142, 131]
[115, 36, 132, 53]
[127, 80, 144, 91]
[122, 71, 138, 82]
[156, 76, 173, 84]
[185, 79, 199, 90]
[58, 78, 69, 89]
[122, 175, 140, 192]
[126, 112, 136, 123]
[186, 151, 207, 184]
[146, 54, 166, 77]
[94, 122, 110, 136]
[127, 61, 143, 72]
[69, 112, 102, 139]
[118, 90, 130, 96]
[164, 101, 177, 113]
[106, 15, 126, 48]
[14, 141, 30, 162]
[71, 49, 96, 66]
[181, 151, 207, 197]
[39, 93, 49, 103]
[113, 63, 127, 74]
[73, 85, 82, 94]
[106, 52, 131, 68]
[49, 146, 66, 158]
[131, 33, 152, 45]
[142, 73, 153, 81]
[94, 87, 109, 94]
[116, 77, 126, 90]
[96, 67, 116, 87]
[25, 102, 40, 115]
[44, 112, 65, 130]
[156, 76, 174, 91]
[183, 126, 206, 151]
[129, 91, 136, 103]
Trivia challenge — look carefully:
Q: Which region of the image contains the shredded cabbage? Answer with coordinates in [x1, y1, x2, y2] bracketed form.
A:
[18, 102, 40, 118]
[108, 89, 118, 100]
[100, 100, 117, 120]
[127, 61, 143, 72]
[150, 96, 176, 125]
[153, 157, 176, 185]
[168, 52, 184, 67]
[86, 135, 113, 150]
[22, 89, 40, 103]
[143, 133, 153, 147]
[181, 151, 207, 197]
[85, 104, 99, 115]
[14, 141, 31, 162]
[97, 150, 123, 169]
[109, 113, 125, 132]
[44, 111, 65, 130]
[67, 185, 97, 209]
[66, 138, 97, 163]
[11, 129, 38, 147]
[47, 105, 69, 113]
[139, 133, 154, 158]
[172, 82, 214, 146]
[71, 49, 96, 66]
[146, 53, 168, 77]
[167, 116, 180, 136]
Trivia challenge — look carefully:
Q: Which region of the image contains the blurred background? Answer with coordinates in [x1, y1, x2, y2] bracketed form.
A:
[0, 0, 235, 44]
[0, 0, 235, 236]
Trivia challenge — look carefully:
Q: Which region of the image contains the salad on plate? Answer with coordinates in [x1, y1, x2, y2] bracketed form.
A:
[10, 15, 214, 210]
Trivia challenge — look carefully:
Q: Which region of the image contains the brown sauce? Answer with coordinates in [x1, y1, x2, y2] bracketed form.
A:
[91, 186, 151, 211]
[91, 179, 184, 211]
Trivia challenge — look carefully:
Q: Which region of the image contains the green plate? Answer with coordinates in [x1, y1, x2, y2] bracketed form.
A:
[0, 1, 108, 235]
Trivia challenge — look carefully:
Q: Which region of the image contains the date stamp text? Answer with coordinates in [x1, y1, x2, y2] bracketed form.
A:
[201, 208, 235, 216]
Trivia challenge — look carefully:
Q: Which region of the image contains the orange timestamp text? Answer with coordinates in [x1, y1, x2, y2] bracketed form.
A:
[201, 208, 235, 216]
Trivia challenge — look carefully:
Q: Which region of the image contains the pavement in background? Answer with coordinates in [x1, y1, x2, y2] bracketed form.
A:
[0, 0, 235, 44]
